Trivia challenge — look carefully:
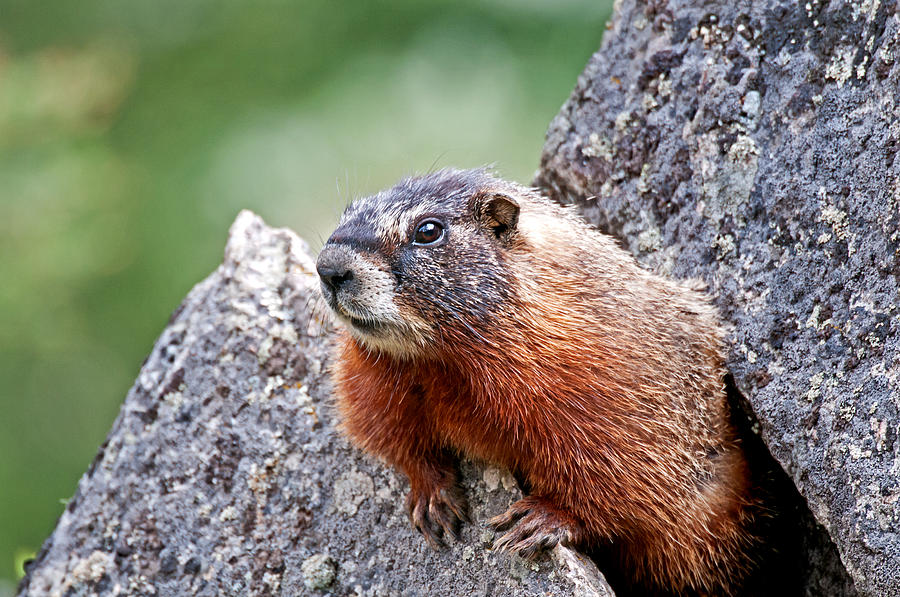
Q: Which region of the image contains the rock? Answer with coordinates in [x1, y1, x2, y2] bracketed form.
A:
[301, 554, 337, 591]
[537, 1, 900, 595]
[17, 211, 613, 597]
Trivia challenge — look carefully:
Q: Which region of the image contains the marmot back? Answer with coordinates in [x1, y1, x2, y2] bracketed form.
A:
[316, 168, 761, 595]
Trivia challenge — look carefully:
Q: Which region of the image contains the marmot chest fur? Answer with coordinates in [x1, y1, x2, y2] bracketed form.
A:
[316, 168, 759, 596]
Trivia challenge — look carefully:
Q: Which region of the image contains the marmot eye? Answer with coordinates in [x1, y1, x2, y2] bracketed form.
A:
[413, 220, 445, 245]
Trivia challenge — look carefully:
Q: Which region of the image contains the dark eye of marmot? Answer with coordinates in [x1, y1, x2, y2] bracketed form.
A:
[413, 220, 445, 245]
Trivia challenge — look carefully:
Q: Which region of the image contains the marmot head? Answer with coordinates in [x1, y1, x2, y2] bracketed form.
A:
[316, 168, 527, 358]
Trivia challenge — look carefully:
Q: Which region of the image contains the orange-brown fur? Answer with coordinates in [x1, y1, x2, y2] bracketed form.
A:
[320, 169, 760, 596]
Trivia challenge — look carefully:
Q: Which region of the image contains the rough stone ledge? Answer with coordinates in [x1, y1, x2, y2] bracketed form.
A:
[17, 211, 613, 597]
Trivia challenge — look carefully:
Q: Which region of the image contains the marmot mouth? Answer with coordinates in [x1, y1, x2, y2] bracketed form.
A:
[345, 315, 384, 333]
[332, 303, 386, 335]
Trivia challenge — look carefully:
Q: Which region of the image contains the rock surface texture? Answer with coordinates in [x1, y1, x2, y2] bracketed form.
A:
[537, 0, 900, 595]
[17, 212, 613, 597]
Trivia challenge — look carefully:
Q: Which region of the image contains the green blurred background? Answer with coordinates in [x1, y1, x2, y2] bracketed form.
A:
[0, 0, 611, 589]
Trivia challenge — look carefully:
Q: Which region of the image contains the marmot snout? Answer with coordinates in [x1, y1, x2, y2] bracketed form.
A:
[316, 168, 761, 596]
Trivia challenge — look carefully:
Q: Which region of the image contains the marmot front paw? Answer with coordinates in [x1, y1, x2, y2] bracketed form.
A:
[489, 496, 581, 560]
[405, 481, 469, 549]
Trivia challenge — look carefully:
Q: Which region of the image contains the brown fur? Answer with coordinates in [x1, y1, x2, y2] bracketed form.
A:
[317, 169, 761, 596]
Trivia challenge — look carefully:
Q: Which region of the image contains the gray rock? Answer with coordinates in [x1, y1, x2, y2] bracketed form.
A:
[17, 211, 613, 597]
[301, 554, 337, 591]
[538, 0, 900, 595]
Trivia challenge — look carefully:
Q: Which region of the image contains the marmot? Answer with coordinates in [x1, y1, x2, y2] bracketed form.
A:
[316, 168, 760, 595]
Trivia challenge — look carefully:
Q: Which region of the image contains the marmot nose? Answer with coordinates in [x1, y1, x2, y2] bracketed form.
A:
[317, 263, 355, 293]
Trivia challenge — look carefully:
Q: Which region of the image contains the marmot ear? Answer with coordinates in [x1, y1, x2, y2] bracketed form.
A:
[474, 193, 520, 240]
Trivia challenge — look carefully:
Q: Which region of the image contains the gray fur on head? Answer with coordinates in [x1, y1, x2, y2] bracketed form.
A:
[317, 168, 531, 357]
